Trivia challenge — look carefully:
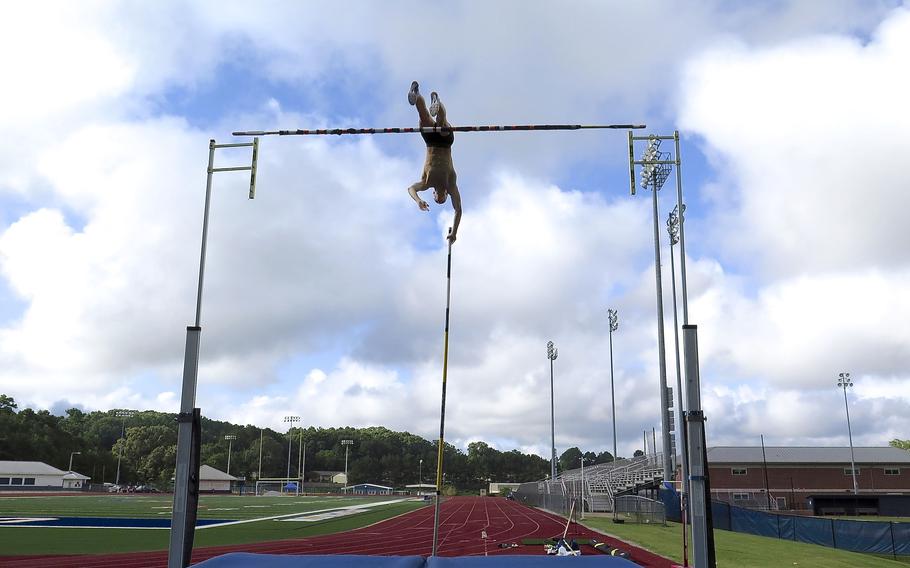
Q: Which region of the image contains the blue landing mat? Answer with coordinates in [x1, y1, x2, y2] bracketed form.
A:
[192, 553, 639, 567]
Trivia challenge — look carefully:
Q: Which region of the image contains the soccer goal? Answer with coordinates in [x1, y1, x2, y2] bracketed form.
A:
[255, 478, 300, 496]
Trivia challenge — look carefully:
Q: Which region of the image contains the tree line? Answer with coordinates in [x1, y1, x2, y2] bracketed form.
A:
[0, 395, 569, 491]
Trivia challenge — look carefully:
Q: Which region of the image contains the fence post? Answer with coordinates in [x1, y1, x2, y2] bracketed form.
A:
[831, 518, 837, 549]
[890, 522, 896, 560]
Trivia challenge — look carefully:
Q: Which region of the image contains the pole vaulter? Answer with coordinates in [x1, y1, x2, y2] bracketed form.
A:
[189, 82, 646, 561]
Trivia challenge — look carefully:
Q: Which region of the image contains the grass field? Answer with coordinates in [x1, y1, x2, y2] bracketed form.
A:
[0, 494, 428, 556]
[582, 517, 910, 567]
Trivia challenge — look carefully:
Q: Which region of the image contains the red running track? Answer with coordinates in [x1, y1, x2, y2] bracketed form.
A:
[0, 497, 673, 567]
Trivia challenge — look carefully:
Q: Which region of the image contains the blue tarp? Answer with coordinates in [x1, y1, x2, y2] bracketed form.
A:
[730, 505, 779, 539]
[711, 501, 731, 531]
[793, 515, 835, 548]
[713, 501, 910, 556]
[193, 554, 426, 567]
[658, 483, 681, 522]
[193, 555, 639, 567]
[833, 519, 893, 554]
[894, 523, 910, 555]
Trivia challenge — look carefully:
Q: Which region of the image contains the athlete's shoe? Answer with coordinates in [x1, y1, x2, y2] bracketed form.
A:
[408, 81, 419, 105]
[429, 92, 440, 117]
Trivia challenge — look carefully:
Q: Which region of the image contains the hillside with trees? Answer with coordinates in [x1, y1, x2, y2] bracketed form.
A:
[0, 395, 557, 491]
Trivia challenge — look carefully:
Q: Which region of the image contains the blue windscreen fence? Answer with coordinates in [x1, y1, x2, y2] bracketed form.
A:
[710, 500, 910, 557]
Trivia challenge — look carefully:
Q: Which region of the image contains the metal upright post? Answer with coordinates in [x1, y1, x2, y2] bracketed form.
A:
[115, 410, 135, 486]
[257, 429, 263, 484]
[547, 341, 559, 481]
[580, 457, 586, 520]
[607, 309, 619, 462]
[650, 166, 674, 479]
[838, 373, 858, 495]
[683, 325, 716, 568]
[673, 132, 690, 325]
[631, 133, 675, 481]
[224, 435, 237, 477]
[668, 208, 690, 498]
[342, 439, 354, 493]
[297, 428, 303, 495]
[168, 138, 258, 568]
[284, 416, 300, 493]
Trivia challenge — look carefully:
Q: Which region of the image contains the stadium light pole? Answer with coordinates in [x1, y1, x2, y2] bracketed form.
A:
[419, 458, 423, 488]
[547, 341, 559, 481]
[607, 309, 619, 462]
[629, 134, 674, 480]
[224, 435, 237, 477]
[838, 373, 858, 495]
[297, 436, 305, 497]
[342, 439, 354, 493]
[68, 451, 81, 472]
[284, 416, 300, 492]
[668, 207, 690, 497]
[580, 456, 590, 520]
[169, 138, 258, 568]
[115, 410, 135, 486]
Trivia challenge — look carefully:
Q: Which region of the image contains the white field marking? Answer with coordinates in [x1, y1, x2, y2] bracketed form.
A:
[242, 505, 271, 508]
[151, 507, 171, 509]
[277, 508, 367, 522]
[0, 498, 412, 531]
[194, 498, 409, 530]
[0, 518, 58, 524]
[206, 508, 240, 511]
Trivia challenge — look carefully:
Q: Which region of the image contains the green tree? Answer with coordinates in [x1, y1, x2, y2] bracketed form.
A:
[0, 394, 18, 411]
[559, 447, 583, 473]
[890, 439, 910, 451]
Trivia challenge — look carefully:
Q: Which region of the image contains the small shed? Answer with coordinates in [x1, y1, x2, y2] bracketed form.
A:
[62, 471, 90, 489]
[199, 464, 239, 493]
[405, 483, 437, 496]
[344, 483, 392, 496]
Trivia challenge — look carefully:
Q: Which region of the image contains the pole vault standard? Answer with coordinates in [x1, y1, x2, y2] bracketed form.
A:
[233, 123, 645, 137]
[169, 139, 258, 568]
[432, 228, 454, 556]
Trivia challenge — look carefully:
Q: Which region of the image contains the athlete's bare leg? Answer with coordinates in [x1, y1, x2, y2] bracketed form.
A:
[410, 81, 435, 127]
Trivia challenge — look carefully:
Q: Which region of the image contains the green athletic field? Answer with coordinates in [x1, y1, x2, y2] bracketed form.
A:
[582, 518, 910, 567]
[0, 494, 428, 556]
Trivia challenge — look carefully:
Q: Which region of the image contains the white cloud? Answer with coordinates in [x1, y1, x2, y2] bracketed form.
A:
[678, 7, 910, 275]
[2, 1, 910, 462]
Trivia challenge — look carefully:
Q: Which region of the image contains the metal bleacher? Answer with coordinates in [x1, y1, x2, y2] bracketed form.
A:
[558, 453, 665, 512]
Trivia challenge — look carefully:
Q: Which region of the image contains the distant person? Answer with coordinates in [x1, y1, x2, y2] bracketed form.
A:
[406, 81, 462, 244]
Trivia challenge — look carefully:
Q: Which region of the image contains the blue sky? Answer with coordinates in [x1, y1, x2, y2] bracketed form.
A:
[1, 1, 910, 460]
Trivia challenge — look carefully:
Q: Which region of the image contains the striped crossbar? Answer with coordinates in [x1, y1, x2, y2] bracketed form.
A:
[233, 123, 645, 137]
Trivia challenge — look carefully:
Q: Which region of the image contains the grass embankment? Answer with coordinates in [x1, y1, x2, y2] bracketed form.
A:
[0, 496, 426, 556]
[582, 518, 909, 568]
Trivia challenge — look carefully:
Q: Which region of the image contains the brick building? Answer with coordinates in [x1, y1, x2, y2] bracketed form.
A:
[706, 446, 910, 514]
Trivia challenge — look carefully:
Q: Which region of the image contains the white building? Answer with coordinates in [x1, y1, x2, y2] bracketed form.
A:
[344, 483, 392, 495]
[63, 471, 90, 489]
[199, 464, 240, 493]
[0, 461, 87, 489]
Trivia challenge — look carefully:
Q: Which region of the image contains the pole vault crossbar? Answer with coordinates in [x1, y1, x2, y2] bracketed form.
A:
[233, 123, 645, 137]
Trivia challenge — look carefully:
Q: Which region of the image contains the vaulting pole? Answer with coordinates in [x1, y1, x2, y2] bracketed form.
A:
[432, 229, 454, 556]
[233, 123, 645, 137]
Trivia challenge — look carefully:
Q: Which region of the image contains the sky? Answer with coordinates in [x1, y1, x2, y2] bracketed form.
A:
[2, 0, 910, 462]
